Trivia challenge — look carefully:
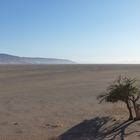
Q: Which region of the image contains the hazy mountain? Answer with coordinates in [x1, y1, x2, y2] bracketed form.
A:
[0, 54, 76, 64]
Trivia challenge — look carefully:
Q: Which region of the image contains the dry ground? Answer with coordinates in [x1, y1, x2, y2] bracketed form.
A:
[0, 64, 140, 139]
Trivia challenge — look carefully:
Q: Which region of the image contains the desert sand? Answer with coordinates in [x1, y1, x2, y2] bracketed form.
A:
[0, 64, 140, 139]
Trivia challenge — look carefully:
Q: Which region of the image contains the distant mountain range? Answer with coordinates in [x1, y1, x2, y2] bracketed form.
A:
[0, 54, 76, 64]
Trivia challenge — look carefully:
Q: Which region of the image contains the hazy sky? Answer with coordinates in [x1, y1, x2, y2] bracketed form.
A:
[0, 0, 140, 63]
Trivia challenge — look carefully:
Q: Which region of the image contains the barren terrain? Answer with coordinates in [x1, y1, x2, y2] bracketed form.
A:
[0, 64, 140, 139]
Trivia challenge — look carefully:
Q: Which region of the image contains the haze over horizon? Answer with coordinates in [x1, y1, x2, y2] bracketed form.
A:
[0, 0, 140, 64]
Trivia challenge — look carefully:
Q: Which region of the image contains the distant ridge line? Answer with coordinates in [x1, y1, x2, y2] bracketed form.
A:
[0, 53, 76, 64]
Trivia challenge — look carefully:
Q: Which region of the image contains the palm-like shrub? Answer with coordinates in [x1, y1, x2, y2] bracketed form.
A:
[98, 76, 140, 120]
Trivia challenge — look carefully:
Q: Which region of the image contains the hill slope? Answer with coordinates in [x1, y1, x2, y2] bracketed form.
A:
[0, 54, 76, 64]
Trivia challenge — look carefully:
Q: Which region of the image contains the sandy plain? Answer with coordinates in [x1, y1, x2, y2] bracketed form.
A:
[0, 64, 140, 139]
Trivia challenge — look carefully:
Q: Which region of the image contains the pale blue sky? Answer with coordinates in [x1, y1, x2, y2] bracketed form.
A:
[0, 0, 140, 63]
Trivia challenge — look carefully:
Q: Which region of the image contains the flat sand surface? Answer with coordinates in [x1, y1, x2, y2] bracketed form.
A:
[0, 64, 140, 139]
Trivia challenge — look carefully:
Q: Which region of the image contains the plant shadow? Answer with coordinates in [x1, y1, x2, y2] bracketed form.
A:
[58, 117, 140, 140]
